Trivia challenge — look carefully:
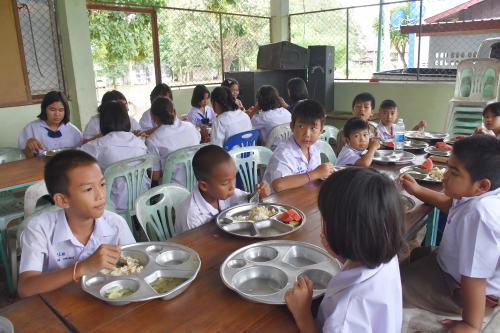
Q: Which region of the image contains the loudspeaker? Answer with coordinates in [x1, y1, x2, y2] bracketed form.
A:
[257, 41, 308, 70]
[307, 46, 335, 113]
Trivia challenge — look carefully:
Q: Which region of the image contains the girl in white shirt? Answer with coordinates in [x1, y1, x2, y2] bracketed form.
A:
[285, 168, 403, 333]
[221, 78, 244, 110]
[187, 85, 216, 127]
[140, 83, 173, 132]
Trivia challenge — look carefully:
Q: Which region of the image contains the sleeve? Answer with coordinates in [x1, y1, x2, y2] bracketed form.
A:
[80, 142, 99, 159]
[19, 221, 48, 273]
[69, 124, 83, 147]
[82, 117, 99, 140]
[336, 148, 359, 166]
[130, 117, 141, 132]
[211, 117, 225, 147]
[146, 138, 162, 172]
[18, 123, 33, 150]
[139, 111, 152, 130]
[263, 150, 295, 184]
[251, 113, 264, 129]
[187, 109, 198, 126]
[322, 297, 375, 333]
[230, 189, 250, 205]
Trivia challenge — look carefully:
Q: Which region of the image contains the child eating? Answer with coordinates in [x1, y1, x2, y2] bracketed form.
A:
[187, 85, 216, 127]
[18, 150, 135, 297]
[140, 83, 173, 131]
[285, 168, 403, 332]
[336, 117, 380, 167]
[399, 135, 500, 332]
[175, 145, 270, 233]
[221, 78, 244, 110]
[475, 102, 500, 139]
[377, 99, 426, 141]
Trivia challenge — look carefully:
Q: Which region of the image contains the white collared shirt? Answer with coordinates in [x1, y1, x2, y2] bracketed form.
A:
[80, 131, 150, 213]
[186, 106, 217, 127]
[175, 184, 249, 234]
[82, 114, 141, 140]
[335, 144, 367, 166]
[376, 121, 395, 141]
[18, 119, 82, 153]
[139, 109, 154, 130]
[251, 107, 291, 143]
[437, 188, 500, 296]
[210, 110, 252, 147]
[263, 136, 321, 185]
[317, 256, 402, 333]
[20, 208, 135, 273]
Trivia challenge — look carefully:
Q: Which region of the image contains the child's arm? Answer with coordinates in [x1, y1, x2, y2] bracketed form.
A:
[354, 138, 380, 167]
[272, 163, 334, 193]
[399, 173, 453, 213]
[285, 277, 319, 333]
[412, 120, 427, 131]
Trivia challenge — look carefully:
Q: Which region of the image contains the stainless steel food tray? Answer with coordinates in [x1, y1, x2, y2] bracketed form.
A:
[399, 165, 447, 183]
[216, 203, 306, 238]
[220, 240, 341, 304]
[443, 136, 466, 145]
[424, 146, 451, 157]
[373, 150, 416, 165]
[40, 148, 70, 157]
[381, 139, 429, 151]
[405, 131, 449, 141]
[81, 242, 201, 305]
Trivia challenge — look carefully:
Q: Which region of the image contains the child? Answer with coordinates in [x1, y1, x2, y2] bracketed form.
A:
[175, 145, 270, 233]
[17, 150, 135, 297]
[139, 83, 173, 131]
[377, 99, 426, 141]
[336, 117, 380, 167]
[18, 91, 82, 158]
[250, 85, 291, 144]
[285, 168, 403, 332]
[82, 90, 141, 143]
[287, 77, 308, 114]
[221, 78, 244, 110]
[186, 85, 216, 127]
[475, 102, 500, 139]
[263, 99, 334, 193]
[146, 97, 201, 184]
[399, 135, 500, 332]
[210, 86, 252, 147]
[81, 101, 149, 213]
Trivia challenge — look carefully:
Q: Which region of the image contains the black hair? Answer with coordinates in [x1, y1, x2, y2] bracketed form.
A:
[101, 90, 127, 104]
[453, 135, 500, 190]
[287, 77, 308, 103]
[191, 85, 210, 108]
[380, 99, 397, 110]
[44, 149, 98, 196]
[256, 85, 281, 111]
[192, 145, 232, 182]
[483, 102, 500, 116]
[221, 78, 239, 89]
[150, 83, 173, 103]
[352, 92, 375, 110]
[343, 117, 369, 138]
[210, 86, 237, 113]
[318, 168, 403, 268]
[151, 97, 176, 125]
[291, 99, 326, 126]
[38, 91, 70, 124]
[99, 101, 131, 135]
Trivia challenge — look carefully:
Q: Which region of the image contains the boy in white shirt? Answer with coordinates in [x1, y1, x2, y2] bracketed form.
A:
[376, 99, 426, 141]
[336, 117, 380, 167]
[263, 99, 334, 192]
[18, 150, 135, 297]
[399, 135, 500, 332]
[175, 145, 270, 234]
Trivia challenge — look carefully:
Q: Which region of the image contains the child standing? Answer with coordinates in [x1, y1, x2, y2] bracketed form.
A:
[186, 85, 216, 127]
[285, 168, 403, 332]
[336, 117, 380, 167]
[18, 150, 135, 297]
[263, 100, 334, 193]
[175, 145, 270, 233]
[399, 135, 500, 332]
[287, 77, 309, 114]
[222, 78, 244, 110]
[377, 99, 426, 141]
[475, 102, 500, 139]
[139, 83, 173, 131]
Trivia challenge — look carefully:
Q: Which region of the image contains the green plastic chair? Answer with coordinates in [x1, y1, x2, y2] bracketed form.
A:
[265, 123, 292, 150]
[424, 207, 440, 247]
[320, 125, 339, 145]
[161, 144, 208, 191]
[228, 146, 272, 193]
[318, 140, 337, 164]
[135, 184, 190, 241]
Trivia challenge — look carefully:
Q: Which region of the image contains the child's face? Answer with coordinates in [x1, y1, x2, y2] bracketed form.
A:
[443, 155, 485, 199]
[379, 107, 398, 126]
[352, 101, 373, 121]
[484, 110, 500, 131]
[45, 101, 65, 126]
[346, 129, 369, 151]
[200, 93, 209, 108]
[230, 84, 239, 98]
[291, 119, 323, 149]
[202, 160, 237, 200]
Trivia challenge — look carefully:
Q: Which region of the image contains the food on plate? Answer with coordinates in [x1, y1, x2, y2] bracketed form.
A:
[430, 167, 446, 181]
[102, 256, 144, 276]
[455, 135, 465, 140]
[232, 206, 278, 222]
[279, 209, 302, 227]
[104, 286, 134, 299]
[384, 140, 395, 148]
[420, 158, 433, 171]
[435, 142, 453, 151]
[150, 277, 188, 294]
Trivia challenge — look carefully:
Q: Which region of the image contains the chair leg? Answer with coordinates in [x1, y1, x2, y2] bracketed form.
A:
[424, 207, 439, 247]
[0, 230, 15, 295]
[7, 226, 18, 294]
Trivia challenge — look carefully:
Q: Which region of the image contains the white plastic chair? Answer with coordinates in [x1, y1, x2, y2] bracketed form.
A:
[318, 140, 337, 164]
[161, 144, 208, 191]
[228, 146, 273, 193]
[265, 123, 292, 150]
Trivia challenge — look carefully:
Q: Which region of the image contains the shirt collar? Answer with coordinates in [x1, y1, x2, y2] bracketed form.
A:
[287, 136, 319, 163]
[192, 183, 219, 216]
[345, 144, 367, 156]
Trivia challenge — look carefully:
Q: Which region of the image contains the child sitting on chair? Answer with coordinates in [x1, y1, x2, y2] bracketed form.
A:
[399, 135, 500, 332]
[336, 117, 380, 167]
[18, 150, 135, 297]
[263, 99, 334, 193]
[377, 99, 426, 141]
[175, 145, 270, 233]
[475, 102, 500, 140]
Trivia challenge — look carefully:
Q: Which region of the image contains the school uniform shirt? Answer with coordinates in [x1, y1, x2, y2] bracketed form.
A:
[18, 119, 82, 153]
[335, 123, 377, 155]
[19, 208, 135, 273]
[263, 136, 321, 185]
[175, 184, 249, 234]
[251, 107, 291, 144]
[210, 110, 252, 147]
[82, 114, 141, 140]
[186, 106, 217, 127]
[317, 256, 402, 333]
[437, 187, 500, 297]
[80, 131, 149, 213]
[139, 109, 154, 130]
[336, 144, 367, 166]
[376, 122, 395, 141]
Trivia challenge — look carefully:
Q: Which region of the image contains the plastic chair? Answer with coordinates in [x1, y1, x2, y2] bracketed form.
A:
[318, 140, 337, 164]
[223, 129, 260, 151]
[0, 148, 25, 164]
[265, 123, 292, 150]
[161, 144, 208, 191]
[135, 184, 190, 241]
[423, 207, 440, 247]
[228, 146, 272, 193]
[320, 125, 340, 147]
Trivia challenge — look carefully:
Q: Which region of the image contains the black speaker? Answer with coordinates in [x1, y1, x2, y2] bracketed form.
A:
[307, 46, 335, 113]
[257, 41, 308, 70]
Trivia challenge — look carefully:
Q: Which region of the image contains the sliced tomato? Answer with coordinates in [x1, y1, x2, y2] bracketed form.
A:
[435, 142, 453, 151]
[421, 158, 433, 171]
[455, 136, 465, 140]
[280, 209, 302, 223]
[385, 140, 395, 148]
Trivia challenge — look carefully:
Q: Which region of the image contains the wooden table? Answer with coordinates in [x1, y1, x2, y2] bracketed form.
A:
[0, 157, 46, 192]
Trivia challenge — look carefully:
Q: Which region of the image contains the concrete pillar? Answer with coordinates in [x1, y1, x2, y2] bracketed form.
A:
[270, 0, 289, 42]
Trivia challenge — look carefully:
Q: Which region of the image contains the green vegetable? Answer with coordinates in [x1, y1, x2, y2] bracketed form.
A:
[104, 286, 134, 299]
[150, 277, 188, 294]
[289, 221, 300, 228]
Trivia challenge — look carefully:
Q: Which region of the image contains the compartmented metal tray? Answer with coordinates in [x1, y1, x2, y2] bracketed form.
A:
[381, 139, 429, 151]
[424, 146, 451, 157]
[220, 240, 341, 304]
[399, 165, 447, 183]
[443, 136, 466, 145]
[81, 242, 201, 305]
[373, 150, 416, 164]
[405, 131, 449, 141]
[40, 148, 70, 157]
[216, 203, 306, 238]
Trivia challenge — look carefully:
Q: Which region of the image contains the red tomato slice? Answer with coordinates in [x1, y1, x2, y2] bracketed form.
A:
[421, 158, 433, 171]
[455, 136, 465, 140]
[385, 141, 395, 148]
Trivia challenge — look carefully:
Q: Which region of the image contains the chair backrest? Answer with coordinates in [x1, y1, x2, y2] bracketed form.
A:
[320, 125, 339, 144]
[0, 148, 25, 164]
[228, 146, 272, 193]
[161, 144, 208, 191]
[318, 140, 337, 164]
[265, 123, 292, 150]
[223, 129, 260, 151]
[23, 180, 49, 217]
[135, 184, 190, 241]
